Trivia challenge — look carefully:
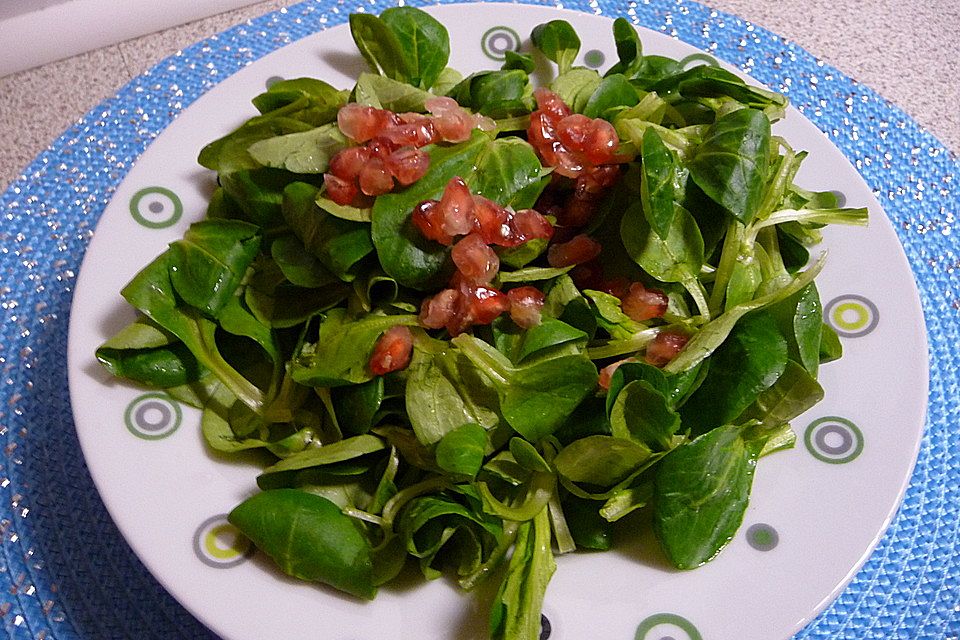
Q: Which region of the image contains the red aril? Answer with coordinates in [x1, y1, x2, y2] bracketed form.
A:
[386, 147, 430, 186]
[556, 114, 593, 152]
[323, 173, 359, 206]
[474, 114, 497, 132]
[527, 112, 557, 148]
[527, 90, 626, 179]
[600, 276, 631, 300]
[369, 325, 414, 375]
[451, 233, 499, 284]
[552, 148, 586, 178]
[435, 111, 474, 143]
[645, 331, 689, 367]
[382, 120, 438, 148]
[425, 96, 474, 143]
[547, 234, 602, 267]
[558, 194, 596, 227]
[577, 164, 621, 196]
[533, 88, 572, 123]
[365, 137, 398, 160]
[507, 286, 545, 328]
[424, 96, 459, 115]
[420, 284, 510, 335]
[464, 284, 510, 326]
[569, 260, 605, 291]
[439, 177, 476, 237]
[328, 146, 371, 181]
[420, 288, 460, 329]
[338, 103, 394, 143]
[411, 199, 451, 245]
[473, 196, 513, 246]
[358, 157, 395, 196]
[583, 119, 620, 164]
[621, 282, 669, 322]
[598, 357, 637, 390]
[510, 209, 554, 242]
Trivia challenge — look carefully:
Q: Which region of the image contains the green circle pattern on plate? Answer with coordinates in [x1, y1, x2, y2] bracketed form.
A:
[193, 515, 254, 569]
[635, 613, 703, 640]
[129, 186, 184, 229]
[123, 393, 183, 440]
[746, 522, 780, 551]
[804, 416, 865, 464]
[583, 49, 606, 68]
[824, 295, 879, 338]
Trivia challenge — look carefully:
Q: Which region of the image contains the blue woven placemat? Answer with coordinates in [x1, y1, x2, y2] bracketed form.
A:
[1, 0, 957, 638]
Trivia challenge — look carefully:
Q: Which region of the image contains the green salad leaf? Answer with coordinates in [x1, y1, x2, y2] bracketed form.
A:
[96, 9, 869, 640]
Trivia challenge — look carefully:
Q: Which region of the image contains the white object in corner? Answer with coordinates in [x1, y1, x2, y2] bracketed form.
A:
[0, 0, 265, 77]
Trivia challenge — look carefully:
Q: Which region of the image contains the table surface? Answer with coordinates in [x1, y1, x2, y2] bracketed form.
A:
[0, 0, 958, 193]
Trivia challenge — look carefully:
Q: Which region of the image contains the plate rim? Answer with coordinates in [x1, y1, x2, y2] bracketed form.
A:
[64, 3, 932, 640]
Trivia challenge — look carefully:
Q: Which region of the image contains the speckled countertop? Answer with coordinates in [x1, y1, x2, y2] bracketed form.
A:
[0, 0, 958, 192]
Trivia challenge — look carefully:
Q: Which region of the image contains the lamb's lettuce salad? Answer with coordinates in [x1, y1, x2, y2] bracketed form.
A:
[96, 8, 867, 639]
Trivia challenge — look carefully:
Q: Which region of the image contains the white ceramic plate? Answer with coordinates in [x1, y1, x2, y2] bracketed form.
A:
[67, 4, 928, 640]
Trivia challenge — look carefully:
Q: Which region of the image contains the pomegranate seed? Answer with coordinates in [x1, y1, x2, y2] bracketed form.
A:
[583, 119, 621, 165]
[577, 165, 622, 197]
[446, 293, 475, 335]
[424, 96, 460, 115]
[600, 276, 631, 300]
[539, 202, 565, 223]
[385, 147, 430, 186]
[550, 226, 577, 245]
[410, 199, 451, 245]
[558, 195, 596, 227]
[527, 89, 624, 178]
[425, 96, 475, 143]
[526, 112, 557, 149]
[365, 137, 398, 160]
[382, 120, 438, 148]
[556, 114, 593, 152]
[553, 148, 586, 179]
[645, 331, 689, 367]
[473, 196, 514, 246]
[338, 103, 388, 143]
[474, 114, 497, 132]
[421, 283, 510, 335]
[435, 111, 474, 143]
[569, 261, 605, 291]
[533, 88, 572, 123]
[507, 286, 545, 328]
[451, 233, 499, 284]
[369, 325, 414, 375]
[598, 357, 637, 390]
[439, 177, 477, 237]
[547, 234, 602, 267]
[323, 173, 359, 206]
[464, 284, 510, 326]
[398, 112, 428, 123]
[622, 283, 669, 322]
[358, 156, 395, 196]
[328, 146, 372, 181]
[510, 209, 554, 242]
[420, 288, 460, 329]
[527, 113, 563, 169]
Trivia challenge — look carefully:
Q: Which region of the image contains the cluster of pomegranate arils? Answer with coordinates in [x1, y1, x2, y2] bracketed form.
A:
[323, 97, 495, 206]
[414, 176, 554, 336]
[525, 88, 673, 328]
[527, 87, 688, 374]
[367, 90, 688, 377]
